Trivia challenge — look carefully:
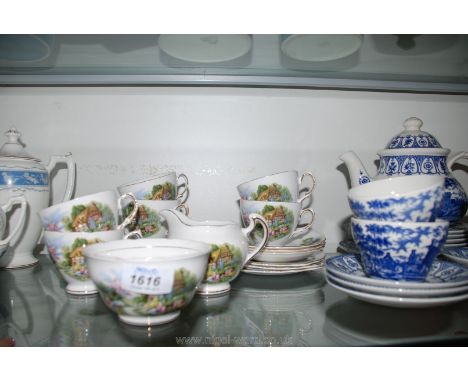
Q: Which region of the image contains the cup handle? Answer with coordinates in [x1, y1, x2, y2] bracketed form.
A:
[117, 193, 139, 230]
[124, 229, 143, 240]
[0, 196, 27, 246]
[298, 172, 316, 206]
[176, 173, 189, 202]
[46, 153, 76, 202]
[289, 208, 315, 239]
[176, 203, 189, 216]
[241, 213, 270, 264]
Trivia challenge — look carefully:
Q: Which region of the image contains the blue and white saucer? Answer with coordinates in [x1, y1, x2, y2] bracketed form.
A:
[326, 254, 468, 290]
[441, 246, 468, 267]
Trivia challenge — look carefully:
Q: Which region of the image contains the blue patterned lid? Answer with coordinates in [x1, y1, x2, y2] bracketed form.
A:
[385, 117, 442, 150]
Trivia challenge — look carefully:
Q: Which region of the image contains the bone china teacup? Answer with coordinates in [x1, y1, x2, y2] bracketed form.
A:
[38, 190, 138, 233]
[240, 199, 315, 247]
[118, 172, 189, 201]
[123, 199, 189, 238]
[160, 209, 269, 296]
[237, 170, 316, 204]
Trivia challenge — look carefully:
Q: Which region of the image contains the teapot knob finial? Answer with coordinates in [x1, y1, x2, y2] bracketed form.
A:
[5, 128, 21, 143]
[403, 117, 423, 131]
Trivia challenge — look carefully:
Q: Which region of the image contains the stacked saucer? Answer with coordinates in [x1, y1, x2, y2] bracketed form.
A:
[445, 223, 468, 247]
[243, 230, 325, 275]
[441, 246, 468, 267]
[325, 254, 468, 308]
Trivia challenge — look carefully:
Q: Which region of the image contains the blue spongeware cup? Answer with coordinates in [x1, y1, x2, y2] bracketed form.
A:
[348, 175, 444, 222]
[351, 217, 449, 281]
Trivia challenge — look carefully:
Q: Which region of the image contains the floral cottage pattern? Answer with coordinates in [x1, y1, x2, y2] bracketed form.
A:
[205, 243, 243, 284]
[255, 205, 294, 241]
[249, 183, 293, 202]
[97, 268, 198, 317]
[126, 204, 161, 238]
[349, 186, 443, 222]
[351, 220, 448, 281]
[144, 182, 176, 200]
[62, 202, 115, 232]
[47, 237, 101, 281]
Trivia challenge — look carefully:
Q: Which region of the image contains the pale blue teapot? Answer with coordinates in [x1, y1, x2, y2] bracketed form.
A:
[340, 117, 468, 222]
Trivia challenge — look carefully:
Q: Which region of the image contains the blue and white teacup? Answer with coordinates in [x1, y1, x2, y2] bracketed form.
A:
[351, 217, 449, 281]
[348, 175, 444, 222]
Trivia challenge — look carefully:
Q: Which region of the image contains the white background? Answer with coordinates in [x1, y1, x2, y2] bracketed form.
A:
[1, 86, 467, 250]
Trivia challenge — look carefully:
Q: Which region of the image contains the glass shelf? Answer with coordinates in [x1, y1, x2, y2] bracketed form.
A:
[1, 252, 468, 347]
[0, 35, 467, 93]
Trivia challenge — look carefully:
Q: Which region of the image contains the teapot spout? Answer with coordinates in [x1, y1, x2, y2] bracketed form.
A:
[339, 150, 372, 188]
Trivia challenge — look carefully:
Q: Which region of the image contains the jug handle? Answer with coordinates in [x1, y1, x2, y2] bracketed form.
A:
[241, 213, 269, 264]
[447, 151, 468, 169]
[0, 196, 27, 246]
[46, 153, 76, 202]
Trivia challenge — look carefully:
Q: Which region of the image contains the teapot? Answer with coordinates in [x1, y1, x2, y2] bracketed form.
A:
[0, 128, 76, 268]
[340, 117, 468, 222]
[159, 209, 269, 296]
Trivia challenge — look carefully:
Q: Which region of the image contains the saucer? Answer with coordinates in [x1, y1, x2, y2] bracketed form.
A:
[242, 257, 324, 276]
[249, 231, 325, 263]
[327, 276, 468, 308]
[441, 246, 468, 267]
[326, 271, 468, 297]
[326, 254, 468, 289]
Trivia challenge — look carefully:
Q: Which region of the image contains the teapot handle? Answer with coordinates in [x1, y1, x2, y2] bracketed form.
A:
[241, 213, 269, 264]
[46, 153, 76, 202]
[0, 196, 27, 246]
[447, 151, 468, 169]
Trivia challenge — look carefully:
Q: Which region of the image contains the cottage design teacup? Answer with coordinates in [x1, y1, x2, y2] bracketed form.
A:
[160, 209, 269, 296]
[43, 229, 126, 295]
[240, 200, 315, 247]
[0, 196, 27, 257]
[39, 190, 138, 233]
[123, 199, 189, 238]
[118, 172, 189, 202]
[237, 170, 316, 204]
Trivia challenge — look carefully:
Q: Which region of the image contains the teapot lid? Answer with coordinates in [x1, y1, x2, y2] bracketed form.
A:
[384, 117, 442, 150]
[0, 128, 40, 161]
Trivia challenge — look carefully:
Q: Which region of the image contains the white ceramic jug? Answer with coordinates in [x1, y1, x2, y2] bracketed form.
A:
[160, 209, 269, 296]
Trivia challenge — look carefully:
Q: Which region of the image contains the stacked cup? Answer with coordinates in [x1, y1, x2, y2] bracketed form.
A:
[117, 171, 189, 238]
[238, 170, 316, 248]
[39, 190, 138, 295]
[348, 175, 449, 281]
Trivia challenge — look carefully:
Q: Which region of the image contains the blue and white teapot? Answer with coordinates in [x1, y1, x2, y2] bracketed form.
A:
[340, 117, 468, 222]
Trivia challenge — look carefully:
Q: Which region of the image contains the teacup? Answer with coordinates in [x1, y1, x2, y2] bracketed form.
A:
[240, 199, 315, 246]
[43, 229, 127, 295]
[123, 199, 188, 238]
[237, 170, 316, 204]
[118, 172, 189, 201]
[348, 175, 444, 222]
[38, 190, 138, 233]
[351, 217, 449, 281]
[0, 196, 27, 256]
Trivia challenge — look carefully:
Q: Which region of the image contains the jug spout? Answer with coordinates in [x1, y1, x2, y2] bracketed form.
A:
[159, 209, 192, 231]
[339, 150, 372, 188]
